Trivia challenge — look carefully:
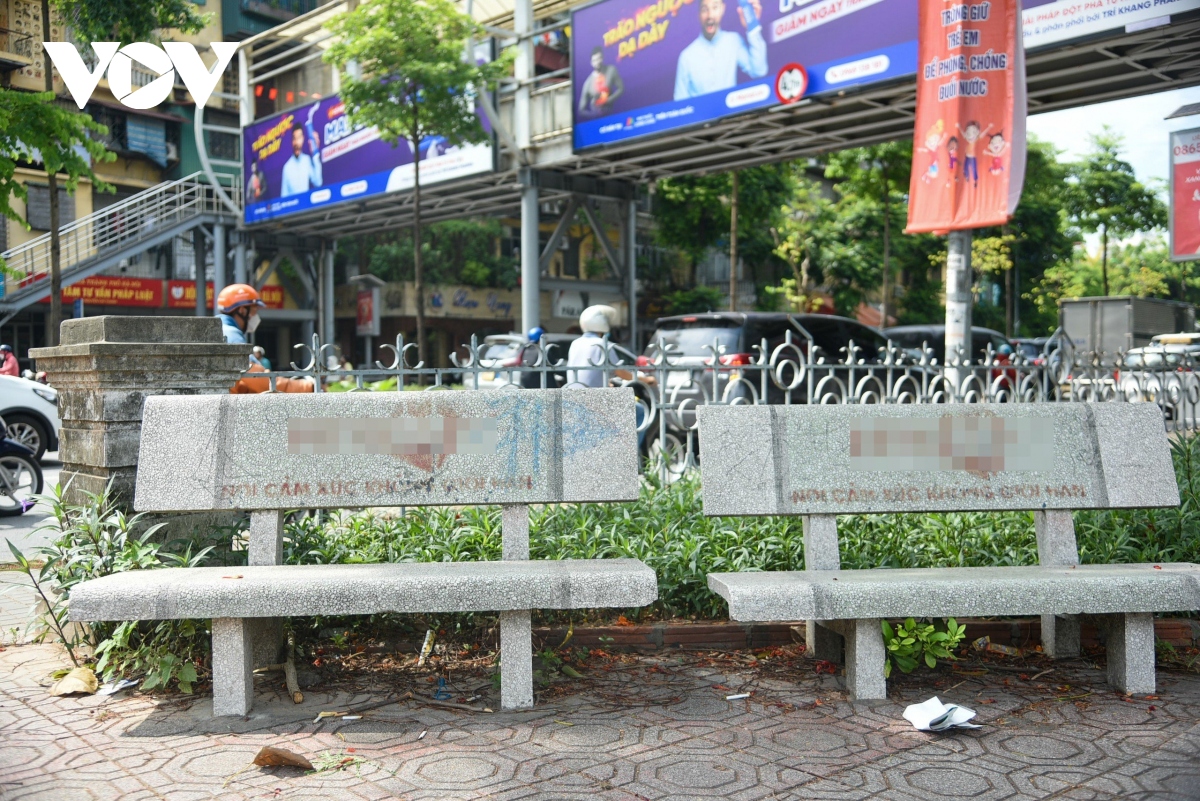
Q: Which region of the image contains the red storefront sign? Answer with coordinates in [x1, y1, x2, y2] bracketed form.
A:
[38, 276, 163, 307]
[166, 280, 214, 309]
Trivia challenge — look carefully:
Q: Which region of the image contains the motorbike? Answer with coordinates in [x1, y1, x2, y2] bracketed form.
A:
[0, 415, 43, 516]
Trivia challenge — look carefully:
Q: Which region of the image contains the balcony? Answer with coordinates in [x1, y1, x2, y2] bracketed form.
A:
[0, 27, 33, 72]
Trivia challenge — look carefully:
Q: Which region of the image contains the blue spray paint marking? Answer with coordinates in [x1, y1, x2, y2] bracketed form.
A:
[483, 394, 555, 477]
[561, 397, 626, 459]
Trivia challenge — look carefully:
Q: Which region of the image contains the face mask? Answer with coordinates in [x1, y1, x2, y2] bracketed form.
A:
[245, 312, 261, 334]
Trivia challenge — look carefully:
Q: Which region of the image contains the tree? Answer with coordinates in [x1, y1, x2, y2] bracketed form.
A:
[1064, 128, 1167, 296]
[52, 0, 206, 42]
[825, 142, 911, 325]
[652, 164, 791, 305]
[20, 0, 204, 343]
[325, 0, 507, 368]
[0, 91, 114, 270]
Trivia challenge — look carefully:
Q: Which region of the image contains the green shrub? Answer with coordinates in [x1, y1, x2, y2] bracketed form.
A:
[882, 617, 967, 677]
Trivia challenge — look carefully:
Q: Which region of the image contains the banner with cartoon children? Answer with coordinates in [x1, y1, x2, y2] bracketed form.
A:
[905, 0, 1026, 232]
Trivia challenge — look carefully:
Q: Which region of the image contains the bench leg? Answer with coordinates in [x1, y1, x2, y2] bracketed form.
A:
[212, 618, 254, 717]
[1105, 613, 1156, 695]
[806, 621, 843, 663]
[844, 618, 887, 701]
[1041, 614, 1080, 659]
[500, 609, 533, 710]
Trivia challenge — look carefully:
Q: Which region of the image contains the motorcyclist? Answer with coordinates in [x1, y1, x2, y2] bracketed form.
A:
[520, 326, 547, 389]
[566, 306, 618, 388]
[0, 345, 19, 377]
[217, 284, 313, 394]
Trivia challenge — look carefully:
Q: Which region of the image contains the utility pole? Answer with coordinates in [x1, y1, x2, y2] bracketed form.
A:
[40, 0, 62, 344]
[729, 171, 739, 312]
[879, 161, 891, 328]
[945, 229, 973, 390]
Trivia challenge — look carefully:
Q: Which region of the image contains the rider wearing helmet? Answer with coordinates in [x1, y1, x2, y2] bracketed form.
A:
[217, 284, 266, 346]
[520, 326, 548, 388]
[217, 284, 313, 394]
[567, 305, 618, 388]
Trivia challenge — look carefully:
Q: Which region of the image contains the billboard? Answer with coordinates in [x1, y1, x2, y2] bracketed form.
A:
[1171, 126, 1200, 263]
[242, 94, 495, 225]
[570, 0, 1200, 151]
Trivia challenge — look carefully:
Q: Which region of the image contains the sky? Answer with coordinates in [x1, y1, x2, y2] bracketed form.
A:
[1026, 85, 1200, 188]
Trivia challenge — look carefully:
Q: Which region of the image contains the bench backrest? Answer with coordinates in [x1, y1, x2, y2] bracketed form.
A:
[135, 388, 638, 512]
[697, 403, 1179, 517]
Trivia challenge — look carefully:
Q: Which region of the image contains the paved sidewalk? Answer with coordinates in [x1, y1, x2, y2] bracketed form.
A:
[1, 642, 1197, 800]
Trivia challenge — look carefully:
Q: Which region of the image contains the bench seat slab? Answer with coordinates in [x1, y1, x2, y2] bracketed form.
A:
[70, 559, 658, 622]
[708, 564, 1200, 622]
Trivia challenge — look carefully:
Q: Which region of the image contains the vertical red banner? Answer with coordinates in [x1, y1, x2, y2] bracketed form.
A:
[906, 0, 1027, 233]
[1170, 127, 1200, 262]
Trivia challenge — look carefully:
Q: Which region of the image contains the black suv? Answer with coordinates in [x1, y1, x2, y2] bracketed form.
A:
[641, 312, 891, 421]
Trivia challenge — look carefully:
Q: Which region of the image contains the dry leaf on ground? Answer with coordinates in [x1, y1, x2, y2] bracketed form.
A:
[252, 747, 314, 771]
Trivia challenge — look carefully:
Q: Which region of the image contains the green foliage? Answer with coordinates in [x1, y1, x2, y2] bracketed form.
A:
[769, 147, 944, 320]
[18, 482, 244, 692]
[52, 0, 207, 43]
[362, 219, 518, 288]
[324, 0, 509, 154]
[662, 286, 724, 315]
[1063, 128, 1167, 295]
[1028, 234, 1200, 325]
[1065, 128, 1166, 246]
[275, 433, 1200, 632]
[882, 617, 966, 677]
[651, 164, 793, 288]
[0, 90, 114, 267]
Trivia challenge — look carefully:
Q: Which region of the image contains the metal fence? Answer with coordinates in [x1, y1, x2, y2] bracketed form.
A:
[256, 323, 1199, 480]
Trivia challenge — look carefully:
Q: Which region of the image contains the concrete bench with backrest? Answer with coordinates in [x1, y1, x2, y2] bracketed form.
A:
[698, 402, 1200, 700]
[69, 388, 657, 716]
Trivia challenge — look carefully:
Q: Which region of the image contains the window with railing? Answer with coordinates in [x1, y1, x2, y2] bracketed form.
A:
[0, 27, 34, 60]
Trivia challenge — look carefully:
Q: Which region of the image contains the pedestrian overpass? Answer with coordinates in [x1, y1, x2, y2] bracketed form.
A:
[5, 0, 1198, 348]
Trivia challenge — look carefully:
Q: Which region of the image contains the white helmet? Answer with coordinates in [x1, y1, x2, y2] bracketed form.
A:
[579, 304, 618, 334]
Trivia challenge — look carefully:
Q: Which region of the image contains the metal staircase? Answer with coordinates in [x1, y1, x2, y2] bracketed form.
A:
[0, 172, 241, 325]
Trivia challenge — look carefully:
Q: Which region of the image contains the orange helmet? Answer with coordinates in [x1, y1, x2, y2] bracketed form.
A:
[217, 283, 266, 314]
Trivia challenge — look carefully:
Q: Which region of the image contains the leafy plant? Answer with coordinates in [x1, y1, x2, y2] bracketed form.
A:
[17, 482, 241, 692]
[882, 617, 966, 678]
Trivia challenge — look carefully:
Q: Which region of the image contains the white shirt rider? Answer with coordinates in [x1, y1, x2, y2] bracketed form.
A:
[674, 0, 767, 100]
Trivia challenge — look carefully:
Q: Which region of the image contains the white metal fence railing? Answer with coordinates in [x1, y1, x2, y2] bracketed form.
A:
[0, 172, 236, 302]
[252, 323, 1200, 482]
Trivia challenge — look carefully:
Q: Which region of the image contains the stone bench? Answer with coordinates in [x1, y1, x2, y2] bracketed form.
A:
[71, 560, 656, 715]
[69, 388, 655, 716]
[698, 402, 1200, 699]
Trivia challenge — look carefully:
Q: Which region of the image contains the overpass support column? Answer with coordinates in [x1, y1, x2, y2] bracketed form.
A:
[193, 227, 207, 317]
[515, 0, 537, 334]
[626, 198, 637, 351]
[212, 224, 226, 317]
[521, 180, 539, 335]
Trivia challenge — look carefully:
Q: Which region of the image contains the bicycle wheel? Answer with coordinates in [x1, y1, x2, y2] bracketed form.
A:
[0, 454, 43, 516]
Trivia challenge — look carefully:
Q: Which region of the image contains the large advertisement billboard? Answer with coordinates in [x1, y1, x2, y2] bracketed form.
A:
[1171, 127, 1200, 263]
[243, 95, 494, 225]
[571, 0, 1200, 151]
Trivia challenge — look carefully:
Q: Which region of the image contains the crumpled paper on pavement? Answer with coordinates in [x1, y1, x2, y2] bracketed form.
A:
[902, 696, 981, 731]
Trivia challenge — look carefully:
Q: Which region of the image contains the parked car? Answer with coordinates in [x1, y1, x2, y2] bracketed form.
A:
[0, 375, 60, 461]
[883, 324, 1011, 364]
[640, 312, 892, 423]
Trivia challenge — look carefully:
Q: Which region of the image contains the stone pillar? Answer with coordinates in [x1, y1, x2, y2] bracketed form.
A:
[30, 316, 251, 506]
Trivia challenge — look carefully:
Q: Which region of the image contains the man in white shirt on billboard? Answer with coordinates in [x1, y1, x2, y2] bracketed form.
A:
[280, 126, 323, 197]
[674, 0, 767, 100]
